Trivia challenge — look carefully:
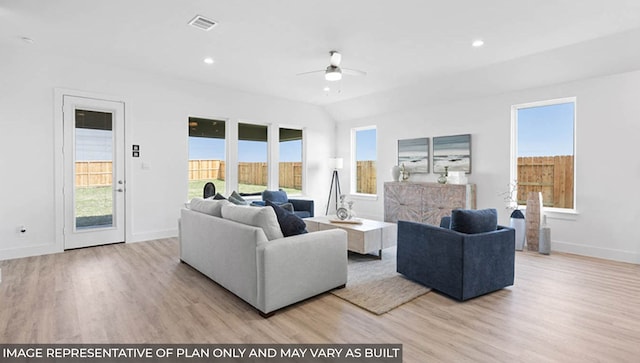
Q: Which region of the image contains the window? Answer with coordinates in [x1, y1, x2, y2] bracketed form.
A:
[279, 127, 303, 194]
[351, 126, 377, 195]
[512, 98, 575, 210]
[188, 117, 226, 199]
[238, 123, 268, 195]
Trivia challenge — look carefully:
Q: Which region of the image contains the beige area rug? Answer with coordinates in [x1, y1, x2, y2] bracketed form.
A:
[331, 247, 431, 315]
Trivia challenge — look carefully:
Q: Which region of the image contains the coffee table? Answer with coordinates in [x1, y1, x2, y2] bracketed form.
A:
[304, 216, 397, 259]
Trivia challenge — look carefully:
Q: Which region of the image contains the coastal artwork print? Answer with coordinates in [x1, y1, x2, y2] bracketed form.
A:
[433, 134, 471, 173]
[398, 137, 429, 173]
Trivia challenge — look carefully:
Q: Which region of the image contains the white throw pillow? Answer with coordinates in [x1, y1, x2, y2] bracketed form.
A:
[189, 197, 230, 217]
[221, 204, 284, 241]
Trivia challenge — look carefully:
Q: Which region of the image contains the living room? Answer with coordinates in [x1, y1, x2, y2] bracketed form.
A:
[1, 1, 640, 362]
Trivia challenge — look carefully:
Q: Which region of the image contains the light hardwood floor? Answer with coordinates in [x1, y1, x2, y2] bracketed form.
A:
[1, 238, 639, 362]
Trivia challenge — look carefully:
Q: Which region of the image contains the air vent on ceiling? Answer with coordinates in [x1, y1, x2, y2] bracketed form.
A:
[188, 15, 218, 31]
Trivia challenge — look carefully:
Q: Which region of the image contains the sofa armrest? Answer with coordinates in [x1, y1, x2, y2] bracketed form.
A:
[256, 229, 347, 313]
[289, 199, 314, 217]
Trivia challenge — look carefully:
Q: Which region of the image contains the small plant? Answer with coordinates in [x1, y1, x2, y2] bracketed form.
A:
[499, 180, 519, 210]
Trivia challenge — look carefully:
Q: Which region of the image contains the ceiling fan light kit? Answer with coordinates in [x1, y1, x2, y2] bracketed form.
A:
[298, 50, 365, 83]
[325, 65, 342, 81]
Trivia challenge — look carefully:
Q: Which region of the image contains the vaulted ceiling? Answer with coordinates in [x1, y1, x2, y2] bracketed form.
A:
[2, 0, 640, 106]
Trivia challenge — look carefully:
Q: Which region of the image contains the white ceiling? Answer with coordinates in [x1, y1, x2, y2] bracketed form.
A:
[2, 0, 640, 106]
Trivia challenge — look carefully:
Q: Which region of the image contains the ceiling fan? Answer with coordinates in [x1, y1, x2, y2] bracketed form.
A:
[297, 51, 367, 81]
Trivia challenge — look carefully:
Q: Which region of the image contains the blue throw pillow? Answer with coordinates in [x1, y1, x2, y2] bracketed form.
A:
[450, 208, 498, 234]
[266, 200, 308, 237]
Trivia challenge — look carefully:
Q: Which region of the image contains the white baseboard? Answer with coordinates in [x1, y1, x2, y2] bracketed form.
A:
[552, 239, 639, 264]
[0, 243, 62, 261]
[129, 229, 178, 243]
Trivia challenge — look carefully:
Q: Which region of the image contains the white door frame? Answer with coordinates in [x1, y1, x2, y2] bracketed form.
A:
[54, 89, 132, 251]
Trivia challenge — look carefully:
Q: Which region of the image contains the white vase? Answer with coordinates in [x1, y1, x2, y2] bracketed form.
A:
[391, 165, 400, 182]
[510, 217, 526, 251]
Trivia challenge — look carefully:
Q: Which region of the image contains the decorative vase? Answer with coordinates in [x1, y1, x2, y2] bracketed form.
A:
[539, 215, 551, 255]
[391, 165, 400, 182]
[437, 166, 449, 184]
[509, 209, 525, 251]
[525, 192, 543, 251]
[347, 200, 356, 220]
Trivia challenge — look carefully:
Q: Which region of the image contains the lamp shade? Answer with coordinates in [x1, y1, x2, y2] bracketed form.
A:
[329, 157, 344, 170]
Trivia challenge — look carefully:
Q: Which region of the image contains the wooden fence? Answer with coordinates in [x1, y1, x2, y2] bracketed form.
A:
[75, 161, 112, 187]
[356, 160, 377, 194]
[189, 160, 302, 190]
[77, 159, 374, 193]
[517, 155, 574, 209]
[77, 158, 569, 204]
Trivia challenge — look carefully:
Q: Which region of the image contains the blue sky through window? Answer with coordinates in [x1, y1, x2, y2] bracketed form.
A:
[518, 102, 574, 157]
[356, 128, 376, 161]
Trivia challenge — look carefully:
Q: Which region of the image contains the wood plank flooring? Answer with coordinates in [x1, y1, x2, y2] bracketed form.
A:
[1, 238, 639, 362]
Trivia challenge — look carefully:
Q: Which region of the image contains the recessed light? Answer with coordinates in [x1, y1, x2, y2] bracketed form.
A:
[472, 39, 484, 47]
[203, 57, 214, 64]
[323, 86, 330, 92]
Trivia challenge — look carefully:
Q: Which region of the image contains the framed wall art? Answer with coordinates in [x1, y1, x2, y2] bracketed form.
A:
[433, 134, 471, 173]
[398, 137, 429, 173]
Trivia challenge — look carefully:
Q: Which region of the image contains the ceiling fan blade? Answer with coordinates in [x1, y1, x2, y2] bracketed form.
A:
[342, 68, 367, 76]
[295, 69, 325, 76]
[330, 51, 342, 67]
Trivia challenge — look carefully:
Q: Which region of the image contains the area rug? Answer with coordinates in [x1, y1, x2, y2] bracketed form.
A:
[330, 247, 431, 315]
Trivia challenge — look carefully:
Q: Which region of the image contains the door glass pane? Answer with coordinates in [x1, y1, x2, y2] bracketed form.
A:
[75, 109, 114, 229]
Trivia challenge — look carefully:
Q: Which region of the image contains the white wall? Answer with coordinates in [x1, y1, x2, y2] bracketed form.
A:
[0, 44, 336, 260]
[331, 70, 640, 264]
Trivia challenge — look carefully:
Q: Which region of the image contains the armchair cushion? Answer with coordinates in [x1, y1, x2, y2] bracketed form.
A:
[450, 208, 497, 234]
[260, 189, 314, 218]
[262, 190, 288, 204]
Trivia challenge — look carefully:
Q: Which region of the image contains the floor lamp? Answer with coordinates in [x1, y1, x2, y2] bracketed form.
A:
[325, 157, 343, 215]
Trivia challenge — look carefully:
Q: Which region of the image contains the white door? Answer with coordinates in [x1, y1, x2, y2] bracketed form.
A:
[63, 95, 125, 249]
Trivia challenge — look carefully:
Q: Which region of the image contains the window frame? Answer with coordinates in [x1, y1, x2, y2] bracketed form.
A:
[278, 126, 305, 196]
[187, 116, 228, 199]
[237, 121, 270, 196]
[510, 97, 577, 213]
[350, 125, 378, 198]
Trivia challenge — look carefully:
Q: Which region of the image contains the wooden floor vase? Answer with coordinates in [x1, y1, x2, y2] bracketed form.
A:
[525, 192, 543, 251]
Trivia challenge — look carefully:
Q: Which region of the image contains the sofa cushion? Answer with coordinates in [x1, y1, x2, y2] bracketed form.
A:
[221, 204, 284, 240]
[189, 197, 230, 217]
[266, 200, 308, 237]
[450, 208, 498, 234]
[212, 193, 227, 200]
[229, 191, 249, 205]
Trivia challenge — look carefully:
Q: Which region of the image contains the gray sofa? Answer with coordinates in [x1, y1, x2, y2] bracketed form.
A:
[180, 198, 348, 317]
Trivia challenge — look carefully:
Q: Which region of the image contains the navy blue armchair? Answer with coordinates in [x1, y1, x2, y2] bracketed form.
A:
[397, 209, 515, 301]
[251, 190, 314, 218]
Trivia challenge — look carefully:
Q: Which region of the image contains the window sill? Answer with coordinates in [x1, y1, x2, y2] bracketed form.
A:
[518, 206, 579, 221]
[349, 193, 378, 201]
